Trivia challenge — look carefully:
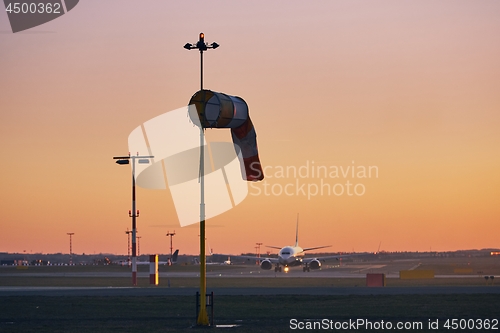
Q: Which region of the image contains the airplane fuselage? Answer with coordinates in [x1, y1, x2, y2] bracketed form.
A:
[278, 246, 305, 267]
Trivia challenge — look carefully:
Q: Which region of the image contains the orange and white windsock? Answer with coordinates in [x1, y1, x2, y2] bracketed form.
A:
[230, 117, 263, 181]
[188, 90, 264, 181]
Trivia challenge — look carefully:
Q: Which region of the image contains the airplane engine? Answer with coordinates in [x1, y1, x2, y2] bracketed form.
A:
[260, 259, 273, 270]
[309, 259, 322, 270]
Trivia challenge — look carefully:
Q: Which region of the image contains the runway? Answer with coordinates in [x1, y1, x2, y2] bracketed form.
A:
[1, 286, 500, 297]
[0, 266, 496, 279]
[2, 261, 498, 297]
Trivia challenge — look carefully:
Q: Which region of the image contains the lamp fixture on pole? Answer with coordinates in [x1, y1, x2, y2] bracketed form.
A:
[113, 152, 154, 286]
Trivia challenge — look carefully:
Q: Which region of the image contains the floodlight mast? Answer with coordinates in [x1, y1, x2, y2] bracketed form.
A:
[67, 233, 74, 265]
[166, 231, 176, 265]
[256, 242, 263, 265]
[125, 229, 132, 265]
[113, 153, 154, 286]
[184, 32, 219, 327]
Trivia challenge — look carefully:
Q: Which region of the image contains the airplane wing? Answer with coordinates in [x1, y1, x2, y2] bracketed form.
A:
[240, 255, 280, 263]
[213, 253, 281, 264]
[303, 245, 331, 251]
[302, 252, 368, 263]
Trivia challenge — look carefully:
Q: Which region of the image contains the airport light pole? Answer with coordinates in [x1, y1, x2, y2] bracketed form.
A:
[184, 32, 219, 326]
[114, 153, 154, 286]
[256, 242, 263, 265]
[125, 229, 132, 265]
[67, 233, 74, 265]
[166, 231, 176, 265]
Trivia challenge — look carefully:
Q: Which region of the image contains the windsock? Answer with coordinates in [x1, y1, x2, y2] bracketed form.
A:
[188, 90, 264, 181]
[230, 117, 262, 181]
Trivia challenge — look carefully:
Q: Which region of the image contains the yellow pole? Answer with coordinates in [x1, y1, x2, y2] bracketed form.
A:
[197, 220, 209, 325]
[197, 124, 209, 326]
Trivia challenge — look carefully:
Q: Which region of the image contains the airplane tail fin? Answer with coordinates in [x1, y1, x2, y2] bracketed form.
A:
[295, 213, 299, 247]
[172, 249, 179, 264]
[208, 242, 213, 256]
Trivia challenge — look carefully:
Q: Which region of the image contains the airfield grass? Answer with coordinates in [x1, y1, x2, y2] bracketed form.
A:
[0, 274, 497, 288]
[1, 262, 499, 288]
[1, 294, 499, 332]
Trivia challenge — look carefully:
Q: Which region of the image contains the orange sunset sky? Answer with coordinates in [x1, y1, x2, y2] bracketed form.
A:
[0, 1, 499, 256]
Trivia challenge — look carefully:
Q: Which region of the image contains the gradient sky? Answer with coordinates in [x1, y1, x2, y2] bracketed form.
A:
[0, 1, 499, 256]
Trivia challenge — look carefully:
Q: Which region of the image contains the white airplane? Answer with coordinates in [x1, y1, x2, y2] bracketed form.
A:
[241, 218, 360, 273]
[133, 249, 179, 265]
